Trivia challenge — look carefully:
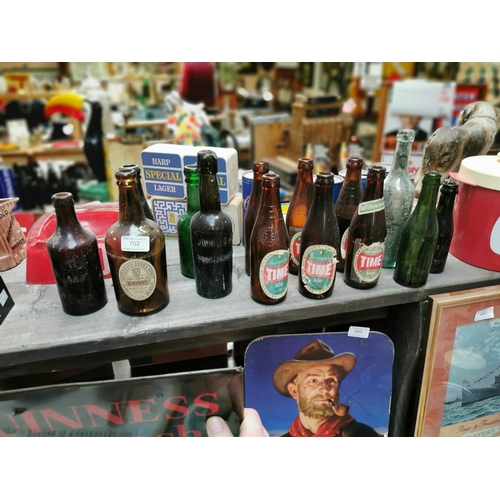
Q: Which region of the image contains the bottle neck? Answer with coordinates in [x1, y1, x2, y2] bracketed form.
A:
[361, 175, 384, 202]
[311, 183, 333, 212]
[54, 204, 82, 231]
[186, 179, 200, 212]
[260, 182, 281, 209]
[415, 181, 440, 213]
[118, 181, 146, 224]
[391, 138, 412, 172]
[437, 191, 457, 212]
[343, 167, 363, 185]
[199, 172, 221, 213]
[251, 170, 267, 200]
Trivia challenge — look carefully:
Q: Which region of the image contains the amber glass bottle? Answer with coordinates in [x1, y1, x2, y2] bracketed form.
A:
[335, 157, 364, 273]
[244, 161, 269, 276]
[250, 172, 290, 305]
[120, 164, 155, 221]
[47, 192, 108, 316]
[298, 172, 340, 300]
[190, 149, 233, 299]
[105, 167, 169, 315]
[344, 164, 387, 290]
[286, 158, 315, 275]
[177, 164, 200, 279]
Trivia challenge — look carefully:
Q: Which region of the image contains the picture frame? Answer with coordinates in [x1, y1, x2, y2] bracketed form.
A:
[415, 285, 500, 437]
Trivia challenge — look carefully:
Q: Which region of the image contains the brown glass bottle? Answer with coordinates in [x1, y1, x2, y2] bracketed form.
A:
[47, 192, 108, 316]
[299, 172, 340, 300]
[286, 158, 315, 275]
[244, 161, 269, 276]
[250, 172, 290, 305]
[190, 149, 233, 299]
[335, 157, 364, 273]
[344, 164, 387, 290]
[119, 164, 155, 221]
[105, 167, 169, 315]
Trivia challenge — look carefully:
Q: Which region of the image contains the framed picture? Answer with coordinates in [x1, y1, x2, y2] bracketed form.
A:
[415, 285, 500, 437]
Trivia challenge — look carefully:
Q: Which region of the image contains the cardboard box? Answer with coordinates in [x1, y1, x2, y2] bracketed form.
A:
[141, 144, 239, 205]
[151, 192, 243, 245]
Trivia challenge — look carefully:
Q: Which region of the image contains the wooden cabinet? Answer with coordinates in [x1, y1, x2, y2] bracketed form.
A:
[1, 239, 499, 436]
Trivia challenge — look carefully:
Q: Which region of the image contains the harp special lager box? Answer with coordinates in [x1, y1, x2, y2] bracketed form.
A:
[151, 192, 243, 245]
[141, 144, 239, 205]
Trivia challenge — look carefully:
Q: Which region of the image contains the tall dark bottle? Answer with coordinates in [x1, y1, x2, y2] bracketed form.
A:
[250, 172, 290, 305]
[430, 179, 459, 274]
[298, 172, 340, 300]
[177, 164, 200, 279]
[190, 149, 233, 299]
[83, 100, 108, 183]
[393, 170, 441, 287]
[335, 157, 364, 273]
[286, 158, 315, 275]
[244, 161, 269, 276]
[120, 164, 155, 221]
[344, 164, 387, 290]
[47, 192, 108, 315]
[105, 167, 169, 315]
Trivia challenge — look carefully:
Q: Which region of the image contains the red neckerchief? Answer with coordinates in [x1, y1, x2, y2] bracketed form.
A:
[288, 413, 355, 437]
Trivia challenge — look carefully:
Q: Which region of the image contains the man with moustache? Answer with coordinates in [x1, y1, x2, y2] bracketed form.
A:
[273, 339, 379, 437]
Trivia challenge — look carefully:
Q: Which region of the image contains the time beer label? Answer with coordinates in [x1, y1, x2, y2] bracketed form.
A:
[301, 245, 337, 294]
[350, 240, 384, 283]
[259, 249, 289, 299]
[289, 226, 302, 266]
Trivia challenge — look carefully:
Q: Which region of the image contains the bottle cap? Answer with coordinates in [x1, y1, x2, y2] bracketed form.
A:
[115, 167, 137, 182]
[346, 157, 365, 170]
[52, 192, 74, 208]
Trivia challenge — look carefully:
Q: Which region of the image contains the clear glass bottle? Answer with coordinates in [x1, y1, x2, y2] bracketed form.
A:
[244, 161, 269, 276]
[120, 164, 155, 221]
[177, 164, 200, 279]
[286, 158, 315, 275]
[430, 179, 459, 274]
[335, 157, 364, 273]
[298, 172, 340, 300]
[105, 167, 169, 315]
[47, 192, 108, 315]
[393, 171, 441, 288]
[382, 129, 416, 268]
[250, 172, 290, 305]
[190, 149, 233, 299]
[344, 164, 387, 290]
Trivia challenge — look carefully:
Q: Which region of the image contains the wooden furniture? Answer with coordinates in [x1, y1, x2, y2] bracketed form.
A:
[1, 240, 499, 436]
[286, 94, 353, 163]
[0, 142, 86, 167]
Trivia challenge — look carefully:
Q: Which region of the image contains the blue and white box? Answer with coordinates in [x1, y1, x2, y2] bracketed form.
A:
[141, 144, 239, 205]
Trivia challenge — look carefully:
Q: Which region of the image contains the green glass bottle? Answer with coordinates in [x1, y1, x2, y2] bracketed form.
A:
[393, 171, 442, 288]
[177, 164, 200, 279]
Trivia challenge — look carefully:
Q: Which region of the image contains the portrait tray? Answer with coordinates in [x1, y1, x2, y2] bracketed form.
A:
[244, 331, 394, 437]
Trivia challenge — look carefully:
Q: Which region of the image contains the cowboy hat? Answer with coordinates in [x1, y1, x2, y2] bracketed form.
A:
[272, 339, 356, 397]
